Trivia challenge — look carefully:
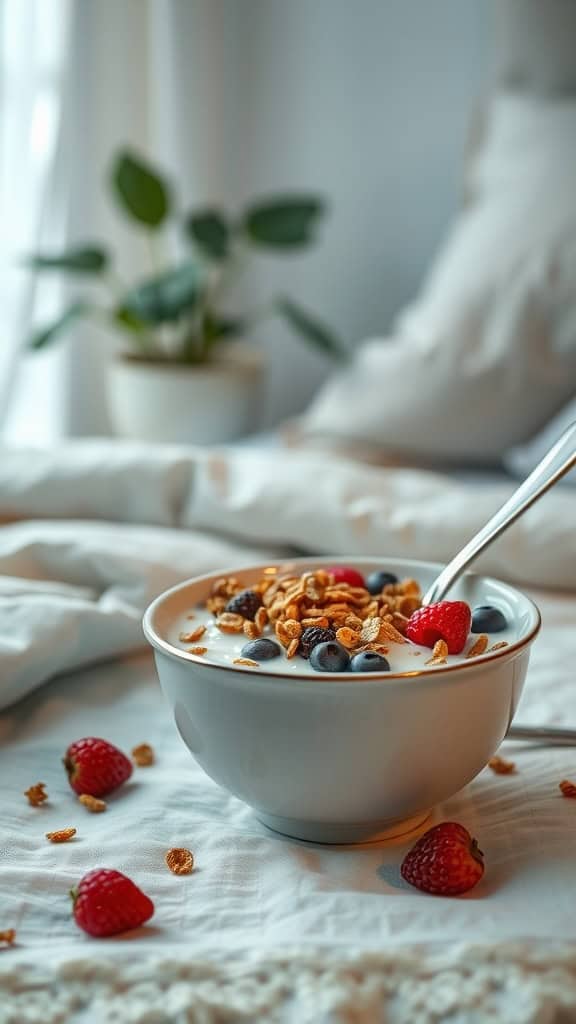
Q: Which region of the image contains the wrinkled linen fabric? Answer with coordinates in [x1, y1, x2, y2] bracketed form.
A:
[2, 439, 576, 1022]
[1, 592, 576, 1021]
[1, 439, 576, 710]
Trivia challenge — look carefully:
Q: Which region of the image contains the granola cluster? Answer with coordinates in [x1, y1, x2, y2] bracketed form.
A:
[200, 568, 422, 661]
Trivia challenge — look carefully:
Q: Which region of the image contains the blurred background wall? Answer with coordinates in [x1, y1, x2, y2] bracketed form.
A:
[3, 0, 497, 440]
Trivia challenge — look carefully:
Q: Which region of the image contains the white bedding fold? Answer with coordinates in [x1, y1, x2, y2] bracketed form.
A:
[1, 440, 575, 710]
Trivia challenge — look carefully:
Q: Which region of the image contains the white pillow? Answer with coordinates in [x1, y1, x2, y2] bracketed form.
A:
[504, 395, 576, 486]
[302, 93, 576, 464]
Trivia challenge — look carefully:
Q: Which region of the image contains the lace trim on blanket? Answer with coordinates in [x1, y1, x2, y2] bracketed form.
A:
[1, 943, 576, 1023]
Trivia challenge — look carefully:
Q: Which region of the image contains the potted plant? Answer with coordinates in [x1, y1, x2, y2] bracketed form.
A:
[26, 149, 346, 444]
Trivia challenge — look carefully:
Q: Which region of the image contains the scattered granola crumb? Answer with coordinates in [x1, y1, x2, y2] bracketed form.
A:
[488, 755, 516, 775]
[185, 613, 196, 620]
[188, 646, 208, 656]
[78, 794, 106, 813]
[24, 783, 48, 807]
[132, 743, 155, 767]
[466, 634, 489, 659]
[233, 657, 259, 667]
[165, 848, 194, 875]
[489, 641, 509, 652]
[46, 827, 77, 843]
[179, 625, 206, 643]
[560, 779, 576, 799]
[425, 639, 449, 665]
[0, 929, 16, 947]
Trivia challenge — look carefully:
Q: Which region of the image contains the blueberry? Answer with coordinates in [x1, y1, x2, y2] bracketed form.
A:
[299, 625, 336, 659]
[471, 606, 508, 633]
[366, 570, 399, 595]
[240, 638, 282, 661]
[309, 641, 350, 673]
[350, 651, 391, 672]
[225, 589, 262, 620]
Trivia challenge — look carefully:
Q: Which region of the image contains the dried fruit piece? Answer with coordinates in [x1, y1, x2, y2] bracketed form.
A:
[24, 782, 48, 807]
[71, 868, 154, 937]
[188, 646, 208, 656]
[46, 827, 77, 843]
[132, 743, 154, 767]
[560, 780, 576, 799]
[78, 794, 107, 813]
[64, 737, 133, 797]
[488, 641, 509, 652]
[488, 755, 516, 775]
[165, 848, 194, 875]
[233, 657, 259, 667]
[401, 822, 484, 896]
[466, 634, 489, 658]
[0, 929, 16, 947]
[225, 589, 262, 620]
[178, 625, 206, 643]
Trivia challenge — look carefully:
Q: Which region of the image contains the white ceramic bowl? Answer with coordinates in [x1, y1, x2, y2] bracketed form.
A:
[143, 557, 541, 844]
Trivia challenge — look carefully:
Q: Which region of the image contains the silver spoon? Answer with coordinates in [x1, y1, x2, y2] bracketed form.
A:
[422, 420, 576, 746]
[423, 420, 576, 606]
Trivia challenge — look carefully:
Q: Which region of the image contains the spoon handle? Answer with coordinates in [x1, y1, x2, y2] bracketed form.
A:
[423, 420, 576, 605]
[507, 724, 576, 745]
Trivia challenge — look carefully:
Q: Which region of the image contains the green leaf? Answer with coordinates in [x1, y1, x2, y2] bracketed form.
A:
[111, 150, 170, 228]
[276, 298, 347, 360]
[203, 313, 244, 341]
[187, 209, 230, 261]
[120, 263, 201, 324]
[243, 196, 325, 247]
[28, 302, 88, 351]
[26, 246, 109, 274]
[113, 306, 148, 333]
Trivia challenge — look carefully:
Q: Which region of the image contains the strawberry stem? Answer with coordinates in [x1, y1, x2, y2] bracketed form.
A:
[69, 887, 78, 907]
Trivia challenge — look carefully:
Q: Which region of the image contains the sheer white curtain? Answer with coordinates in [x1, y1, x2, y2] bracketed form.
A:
[2, 0, 227, 443]
[0, 0, 72, 441]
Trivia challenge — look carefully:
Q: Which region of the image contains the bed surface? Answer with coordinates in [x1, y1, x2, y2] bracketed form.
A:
[1, 441, 576, 1021]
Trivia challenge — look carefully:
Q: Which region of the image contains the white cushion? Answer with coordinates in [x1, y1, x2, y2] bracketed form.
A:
[303, 93, 576, 464]
[504, 395, 576, 485]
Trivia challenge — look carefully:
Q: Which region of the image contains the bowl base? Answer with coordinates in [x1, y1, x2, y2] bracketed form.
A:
[256, 809, 431, 845]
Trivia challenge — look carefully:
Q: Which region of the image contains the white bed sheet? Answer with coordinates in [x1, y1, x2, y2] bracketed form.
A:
[1, 441, 576, 1022]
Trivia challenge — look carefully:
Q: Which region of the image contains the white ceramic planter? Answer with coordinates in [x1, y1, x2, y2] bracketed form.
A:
[107, 344, 266, 445]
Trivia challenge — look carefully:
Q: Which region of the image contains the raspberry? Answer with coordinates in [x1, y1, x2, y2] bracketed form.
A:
[405, 601, 471, 654]
[63, 737, 133, 797]
[401, 822, 485, 896]
[299, 625, 336, 659]
[71, 868, 154, 937]
[326, 566, 365, 588]
[225, 589, 262, 620]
